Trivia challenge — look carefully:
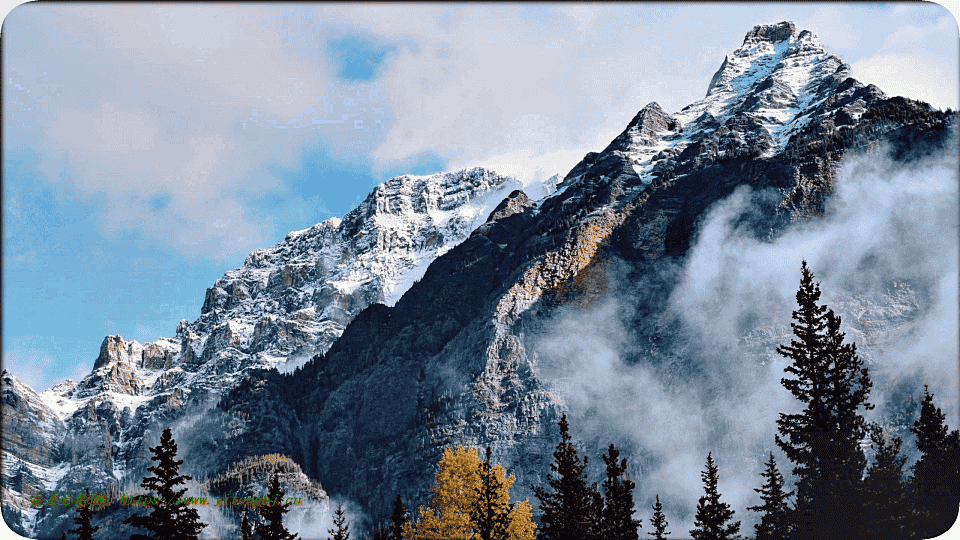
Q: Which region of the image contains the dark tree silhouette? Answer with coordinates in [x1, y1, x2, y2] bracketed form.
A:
[240, 511, 254, 540]
[747, 453, 792, 540]
[648, 495, 671, 540]
[472, 447, 512, 540]
[68, 489, 101, 540]
[329, 503, 351, 540]
[122, 428, 206, 540]
[600, 443, 641, 540]
[775, 261, 873, 540]
[255, 470, 298, 540]
[389, 493, 408, 540]
[861, 424, 911, 540]
[909, 386, 960, 538]
[531, 413, 599, 540]
[690, 453, 740, 540]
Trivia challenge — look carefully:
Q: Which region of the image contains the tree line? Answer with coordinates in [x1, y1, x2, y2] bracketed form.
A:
[55, 261, 960, 540]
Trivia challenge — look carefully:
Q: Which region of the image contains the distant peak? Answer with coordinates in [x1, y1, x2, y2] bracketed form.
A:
[743, 21, 798, 44]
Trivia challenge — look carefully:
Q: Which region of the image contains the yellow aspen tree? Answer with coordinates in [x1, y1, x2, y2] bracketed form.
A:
[507, 499, 537, 540]
[408, 446, 482, 540]
[406, 446, 536, 540]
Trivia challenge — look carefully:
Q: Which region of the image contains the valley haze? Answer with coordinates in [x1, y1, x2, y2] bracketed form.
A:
[3, 4, 959, 540]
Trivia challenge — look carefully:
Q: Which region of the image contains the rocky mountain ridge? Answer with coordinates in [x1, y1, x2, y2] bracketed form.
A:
[1, 167, 558, 537]
[206, 20, 954, 522]
[3, 21, 956, 538]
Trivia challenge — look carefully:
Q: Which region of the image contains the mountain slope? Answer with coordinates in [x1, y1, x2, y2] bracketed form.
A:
[1, 167, 558, 537]
[3, 21, 956, 538]
[211, 21, 957, 521]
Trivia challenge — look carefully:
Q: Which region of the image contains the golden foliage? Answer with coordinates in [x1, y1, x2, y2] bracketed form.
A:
[508, 500, 536, 540]
[405, 445, 536, 540]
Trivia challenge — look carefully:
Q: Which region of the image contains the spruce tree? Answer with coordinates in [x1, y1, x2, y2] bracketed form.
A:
[531, 413, 599, 540]
[909, 386, 960, 538]
[369, 523, 390, 540]
[68, 489, 100, 540]
[775, 261, 873, 540]
[601, 444, 640, 540]
[690, 453, 740, 540]
[747, 453, 792, 540]
[390, 493, 407, 540]
[240, 511, 254, 540]
[329, 503, 351, 540]
[473, 447, 512, 540]
[860, 424, 911, 540]
[648, 495, 671, 540]
[255, 470, 298, 540]
[122, 428, 207, 540]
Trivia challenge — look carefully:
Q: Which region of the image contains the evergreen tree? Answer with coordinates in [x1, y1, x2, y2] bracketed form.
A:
[390, 494, 408, 540]
[775, 261, 873, 540]
[648, 495, 671, 540]
[369, 522, 390, 540]
[255, 470, 298, 540]
[531, 413, 599, 540]
[690, 453, 740, 540]
[909, 386, 960, 538]
[68, 489, 100, 540]
[122, 428, 207, 540]
[747, 453, 792, 540]
[329, 503, 351, 540]
[473, 447, 512, 540]
[59, 533, 67, 540]
[601, 444, 640, 540]
[240, 511, 254, 540]
[861, 424, 911, 540]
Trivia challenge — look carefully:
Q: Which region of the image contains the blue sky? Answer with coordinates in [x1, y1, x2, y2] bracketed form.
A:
[2, 3, 958, 392]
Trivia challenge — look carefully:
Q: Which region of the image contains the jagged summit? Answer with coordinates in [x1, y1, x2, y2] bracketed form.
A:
[563, 21, 883, 190]
[4, 19, 955, 538]
[742, 21, 799, 45]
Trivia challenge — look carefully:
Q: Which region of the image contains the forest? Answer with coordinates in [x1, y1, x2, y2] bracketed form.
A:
[54, 262, 960, 540]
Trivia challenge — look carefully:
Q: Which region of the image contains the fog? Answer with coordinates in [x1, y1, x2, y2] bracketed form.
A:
[530, 133, 958, 533]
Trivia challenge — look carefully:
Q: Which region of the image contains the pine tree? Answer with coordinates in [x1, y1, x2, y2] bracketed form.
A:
[648, 495, 670, 540]
[601, 444, 641, 540]
[68, 489, 100, 540]
[473, 447, 512, 540]
[329, 503, 351, 540]
[861, 424, 911, 540]
[390, 494, 408, 540]
[690, 453, 740, 540]
[775, 261, 873, 540]
[122, 428, 207, 540]
[255, 470, 298, 540]
[909, 386, 960, 538]
[747, 453, 792, 540]
[531, 413, 599, 540]
[240, 511, 254, 540]
[369, 522, 391, 540]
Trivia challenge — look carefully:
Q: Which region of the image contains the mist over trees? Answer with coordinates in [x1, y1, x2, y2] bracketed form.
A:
[58, 261, 959, 540]
[123, 427, 206, 540]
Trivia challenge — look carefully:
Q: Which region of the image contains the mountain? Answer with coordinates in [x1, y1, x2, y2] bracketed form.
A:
[3, 21, 956, 538]
[1, 167, 559, 537]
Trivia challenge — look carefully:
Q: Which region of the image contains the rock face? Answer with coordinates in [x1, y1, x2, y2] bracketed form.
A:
[3, 21, 957, 538]
[207, 21, 955, 521]
[1, 168, 558, 538]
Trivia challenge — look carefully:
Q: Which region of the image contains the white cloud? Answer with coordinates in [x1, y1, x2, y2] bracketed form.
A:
[850, 14, 959, 110]
[4, 4, 957, 262]
[6, 346, 56, 392]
